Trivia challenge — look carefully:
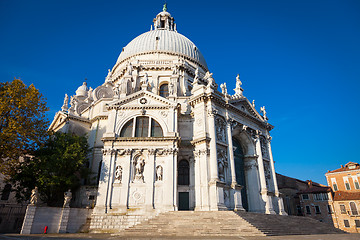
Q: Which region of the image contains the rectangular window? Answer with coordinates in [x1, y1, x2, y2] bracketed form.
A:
[296, 205, 302, 215]
[355, 220, 360, 228]
[333, 183, 338, 191]
[302, 194, 309, 200]
[344, 220, 350, 228]
[327, 205, 332, 214]
[355, 181, 360, 190]
[315, 205, 321, 214]
[340, 204, 347, 214]
[305, 206, 311, 214]
[345, 182, 351, 190]
[135, 117, 149, 137]
[322, 193, 329, 200]
[314, 194, 322, 201]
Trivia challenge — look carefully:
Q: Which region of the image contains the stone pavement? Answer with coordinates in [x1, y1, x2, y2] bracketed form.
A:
[1, 233, 360, 240]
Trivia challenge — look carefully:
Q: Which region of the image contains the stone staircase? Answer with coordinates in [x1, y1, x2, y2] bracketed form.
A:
[115, 211, 345, 237]
[121, 211, 264, 237]
[236, 211, 345, 236]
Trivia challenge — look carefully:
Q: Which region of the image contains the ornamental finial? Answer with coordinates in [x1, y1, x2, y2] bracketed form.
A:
[163, 3, 167, 12]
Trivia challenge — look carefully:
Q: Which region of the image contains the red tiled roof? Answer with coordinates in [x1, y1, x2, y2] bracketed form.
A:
[327, 162, 360, 173]
[333, 191, 360, 201]
[298, 185, 331, 194]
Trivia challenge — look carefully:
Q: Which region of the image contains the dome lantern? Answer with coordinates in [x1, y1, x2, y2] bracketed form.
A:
[153, 4, 175, 31]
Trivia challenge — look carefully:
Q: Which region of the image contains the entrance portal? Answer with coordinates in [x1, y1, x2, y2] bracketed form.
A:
[178, 192, 189, 210]
[233, 138, 248, 211]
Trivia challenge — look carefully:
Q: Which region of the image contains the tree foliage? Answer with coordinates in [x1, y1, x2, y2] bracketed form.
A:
[12, 132, 90, 206]
[0, 79, 49, 177]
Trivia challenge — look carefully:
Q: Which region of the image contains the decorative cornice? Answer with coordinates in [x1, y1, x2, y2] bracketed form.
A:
[102, 136, 180, 142]
[90, 115, 108, 123]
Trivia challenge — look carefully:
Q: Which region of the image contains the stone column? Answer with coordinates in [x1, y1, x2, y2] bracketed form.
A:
[106, 149, 116, 211]
[146, 149, 156, 210]
[194, 148, 210, 211]
[244, 156, 261, 212]
[207, 108, 219, 182]
[173, 148, 178, 210]
[267, 136, 287, 215]
[207, 108, 220, 210]
[226, 119, 244, 211]
[20, 205, 36, 234]
[254, 133, 275, 214]
[93, 148, 113, 214]
[119, 149, 132, 211]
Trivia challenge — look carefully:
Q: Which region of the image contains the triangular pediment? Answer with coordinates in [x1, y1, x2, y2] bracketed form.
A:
[107, 90, 177, 110]
[48, 111, 68, 131]
[229, 98, 264, 121]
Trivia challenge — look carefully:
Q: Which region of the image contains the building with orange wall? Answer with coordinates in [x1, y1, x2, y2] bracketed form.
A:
[325, 162, 360, 233]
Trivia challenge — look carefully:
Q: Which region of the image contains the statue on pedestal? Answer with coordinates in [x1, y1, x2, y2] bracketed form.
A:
[30, 187, 39, 205]
[63, 189, 72, 208]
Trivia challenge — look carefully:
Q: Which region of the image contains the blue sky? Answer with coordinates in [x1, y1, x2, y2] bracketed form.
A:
[1, 0, 359, 185]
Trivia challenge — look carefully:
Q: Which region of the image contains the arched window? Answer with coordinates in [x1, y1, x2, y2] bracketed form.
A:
[120, 117, 163, 137]
[350, 202, 358, 216]
[120, 119, 134, 137]
[159, 84, 169, 98]
[178, 160, 190, 185]
[1, 184, 11, 200]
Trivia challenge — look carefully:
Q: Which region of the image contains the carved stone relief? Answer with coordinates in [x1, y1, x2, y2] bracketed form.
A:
[263, 161, 272, 189]
[244, 160, 258, 171]
[260, 136, 270, 159]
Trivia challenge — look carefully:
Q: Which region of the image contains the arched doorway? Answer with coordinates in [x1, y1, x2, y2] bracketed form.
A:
[233, 138, 248, 211]
[178, 160, 190, 210]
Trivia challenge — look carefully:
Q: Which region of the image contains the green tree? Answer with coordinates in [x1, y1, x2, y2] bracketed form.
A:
[0, 78, 49, 177]
[12, 132, 90, 206]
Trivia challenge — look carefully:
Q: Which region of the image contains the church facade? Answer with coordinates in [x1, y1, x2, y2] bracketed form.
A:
[49, 7, 287, 219]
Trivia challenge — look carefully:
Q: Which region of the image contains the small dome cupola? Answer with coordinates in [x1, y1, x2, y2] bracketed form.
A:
[75, 81, 89, 97]
[153, 3, 176, 31]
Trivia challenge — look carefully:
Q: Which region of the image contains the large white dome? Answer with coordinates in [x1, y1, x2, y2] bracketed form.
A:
[116, 29, 208, 70]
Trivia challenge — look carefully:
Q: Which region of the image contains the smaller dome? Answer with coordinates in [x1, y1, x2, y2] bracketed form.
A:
[76, 82, 89, 96]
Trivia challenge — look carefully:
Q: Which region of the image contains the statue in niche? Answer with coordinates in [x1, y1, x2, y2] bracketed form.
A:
[61, 94, 69, 111]
[30, 187, 39, 205]
[218, 160, 225, 182]
[115, 165, 122, 183]
[63, 189, 72, 208]
[215, 118, 226, 142]
[156, 165, 163, 181]
[134, 157, 145, 182]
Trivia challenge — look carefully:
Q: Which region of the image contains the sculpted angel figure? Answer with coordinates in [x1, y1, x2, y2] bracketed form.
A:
[220, 83, 228, 95]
